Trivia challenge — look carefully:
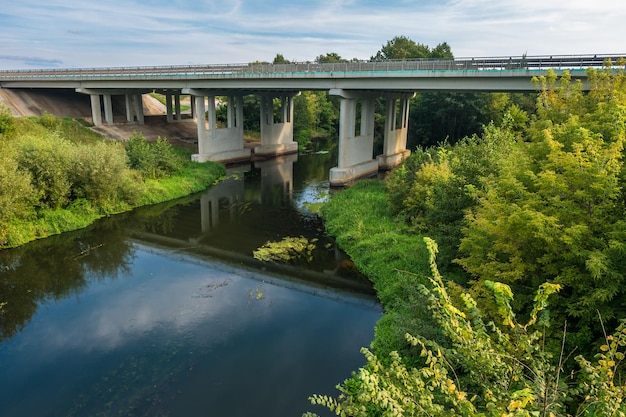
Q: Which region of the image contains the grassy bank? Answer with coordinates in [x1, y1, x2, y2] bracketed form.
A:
[0, 113, 225, 249]
[321, 180, 441, 356]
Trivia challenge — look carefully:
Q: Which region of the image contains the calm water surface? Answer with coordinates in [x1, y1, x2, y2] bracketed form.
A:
[0, 152, 381, 417]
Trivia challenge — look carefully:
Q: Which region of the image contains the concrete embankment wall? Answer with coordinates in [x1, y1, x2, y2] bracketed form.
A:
[0, 88, 199, 145]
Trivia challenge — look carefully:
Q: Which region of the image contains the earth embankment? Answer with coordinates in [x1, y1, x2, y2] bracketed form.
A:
[0, 88, 199, 146]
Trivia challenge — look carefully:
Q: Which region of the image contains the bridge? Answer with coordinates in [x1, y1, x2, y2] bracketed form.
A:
[1, 54, 623, 185]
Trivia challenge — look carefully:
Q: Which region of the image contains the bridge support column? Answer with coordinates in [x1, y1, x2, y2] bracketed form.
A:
[133, 94, 145, 124]
[90, 94, 103, 126]
[124, 94, 144, 124]
[254, 92, 299, 157]
[165, 92, 183, 122]
[329, 90, 378, 186]
[187, 90, 250, 163]
[377, 93, 413, 169]
[103, 94, 114, 125]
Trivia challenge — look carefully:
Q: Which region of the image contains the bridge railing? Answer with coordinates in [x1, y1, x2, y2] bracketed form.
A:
[0, 54, 624, 80]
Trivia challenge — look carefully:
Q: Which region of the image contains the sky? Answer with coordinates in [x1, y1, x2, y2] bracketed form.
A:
[1, 0, 625, 70]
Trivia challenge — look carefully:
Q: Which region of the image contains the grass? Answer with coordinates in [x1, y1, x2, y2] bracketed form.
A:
[321, 180, 443, 357]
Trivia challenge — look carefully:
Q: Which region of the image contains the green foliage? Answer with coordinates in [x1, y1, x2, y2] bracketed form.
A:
[458, 67, 626, 343]
[316, 52, 346, 63]
[321, 180, 441, 357]
[13, 134, 74, 209]
[293, 91, 339, 150]
[0, 146, 36, 244]
[253, 236, 318, 264]
[125, 132, 183, 179]
[69, 140, 139, 207]
[371, 36, 436, 60]
[0, 104, 16, 137]
[0, 114, 225, 249]
[306, 239, 626, 417]
[385, 118, 519, 268]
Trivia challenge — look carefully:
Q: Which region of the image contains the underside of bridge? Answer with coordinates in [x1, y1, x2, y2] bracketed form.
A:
[61, 87, 413, 185]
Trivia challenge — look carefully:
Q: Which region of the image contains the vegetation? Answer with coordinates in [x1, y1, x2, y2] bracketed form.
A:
[0, 112, 225, 249]
[307, 63, 626, 415]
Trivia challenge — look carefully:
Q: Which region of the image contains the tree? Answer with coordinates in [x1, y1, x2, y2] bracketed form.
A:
[457, 65, 626, 349]
[315, 52, 345, 63]
[272, 53, 290, 64]
[372, 36, 431, 60]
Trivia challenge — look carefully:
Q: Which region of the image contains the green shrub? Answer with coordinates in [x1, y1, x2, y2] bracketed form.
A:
[14, 134, 74, 209]
[0, 104, 16, 138]
[307, 239, 626, 417]
[69, 141, 138, 207]
[0, 147, 36, 245]
[125, 133, 183, 179]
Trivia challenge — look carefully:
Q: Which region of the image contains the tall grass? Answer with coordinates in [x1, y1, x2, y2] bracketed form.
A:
[321, 180, 443, 357]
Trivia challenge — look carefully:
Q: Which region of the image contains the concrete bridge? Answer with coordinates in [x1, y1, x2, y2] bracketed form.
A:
[1, 54, 623, 185]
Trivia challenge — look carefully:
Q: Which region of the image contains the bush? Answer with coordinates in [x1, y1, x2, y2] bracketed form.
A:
[0, 147, 36, 245]
[125, 133, 183, 179]
[14, 134, 74, 209]
[0, 104, 16, 138]
[307, 239, 626, 417]
[69, 141, 139, 207]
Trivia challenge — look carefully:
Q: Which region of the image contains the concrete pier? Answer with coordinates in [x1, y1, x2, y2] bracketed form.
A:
[378, 93, 413, 169]
[329, 90, 379, 186]
[187, 89, 251, 163]
[255, 92, 299, 157]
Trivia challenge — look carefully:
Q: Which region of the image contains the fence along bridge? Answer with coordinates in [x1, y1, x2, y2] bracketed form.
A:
[1, 54, 623, 185]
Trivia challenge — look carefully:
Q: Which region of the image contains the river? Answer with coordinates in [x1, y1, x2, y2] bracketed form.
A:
[0, 151, 381, 417]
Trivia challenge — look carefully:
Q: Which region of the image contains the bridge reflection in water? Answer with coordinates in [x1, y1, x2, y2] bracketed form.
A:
[132, 152, 376, 299]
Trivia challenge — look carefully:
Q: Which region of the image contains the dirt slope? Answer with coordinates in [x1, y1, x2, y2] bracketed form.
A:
[0, 88, 199, 146]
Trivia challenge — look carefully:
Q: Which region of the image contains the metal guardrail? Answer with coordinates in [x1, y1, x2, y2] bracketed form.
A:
[0, 54, 624, 81]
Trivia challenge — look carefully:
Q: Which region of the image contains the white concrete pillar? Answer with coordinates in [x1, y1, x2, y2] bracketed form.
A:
[103, 94, 113, 125]
[174, 94, 181, 121]
[255, 93, 298, 157]
[90, 94, 103, 126]
[134, 94, 144, 125]
[236, 96, 244, 129]
[329, 93, 378, 186]
[190, 96, 196, 120]
[166, 93, 174, 122]
[207, 96, 216, 130]
[186, 89, 249, 163]
[125, 94, 134, 123]
[378, 94, 412, 169]
[227, 96, 234, 128]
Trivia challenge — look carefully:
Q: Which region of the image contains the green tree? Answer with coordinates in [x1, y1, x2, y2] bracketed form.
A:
[371, 35, 431, 60]
[316, 52, 345, 63]
[457, 65, 626, 348]
[272, 53, 290, 64]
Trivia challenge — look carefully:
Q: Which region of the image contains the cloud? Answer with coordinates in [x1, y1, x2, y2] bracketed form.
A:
[0, 55, 63, 67]
[0, 0, 624, 69]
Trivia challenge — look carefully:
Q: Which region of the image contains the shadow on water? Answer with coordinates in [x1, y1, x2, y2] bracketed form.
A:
[0, 148, 381, 417]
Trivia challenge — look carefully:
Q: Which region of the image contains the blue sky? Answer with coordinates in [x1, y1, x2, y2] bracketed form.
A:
[1, 0, 624, 69]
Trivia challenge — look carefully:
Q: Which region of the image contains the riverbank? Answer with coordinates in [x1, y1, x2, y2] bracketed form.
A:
[320, 180, 442, 357]
[0, 114, 225, 249]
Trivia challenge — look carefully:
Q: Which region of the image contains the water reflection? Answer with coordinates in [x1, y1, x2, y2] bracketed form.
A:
[0, 151, 380, 417]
